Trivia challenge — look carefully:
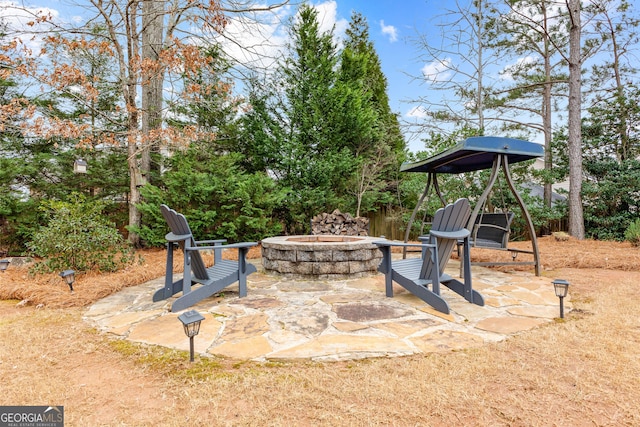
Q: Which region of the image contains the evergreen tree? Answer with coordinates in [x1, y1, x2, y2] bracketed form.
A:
[241, 4, 355, 233]
[338, 12, 406, 216]
[167, 46, 242, 154]
[240, 5, 408, 230]
[585, 0, 640, 161]
[341, 12, 405, 155]
[490, 0, 570, 215]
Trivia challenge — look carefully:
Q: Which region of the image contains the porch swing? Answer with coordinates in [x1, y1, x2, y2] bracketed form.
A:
[469, 180, 515, 252]
[401, 136, 543, 276]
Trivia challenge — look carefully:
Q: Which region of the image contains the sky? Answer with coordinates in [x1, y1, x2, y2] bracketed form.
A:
[0, 0, 459, 153]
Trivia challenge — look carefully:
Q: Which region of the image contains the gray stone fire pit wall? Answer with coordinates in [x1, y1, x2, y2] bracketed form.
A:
[261, 235, 383, 279]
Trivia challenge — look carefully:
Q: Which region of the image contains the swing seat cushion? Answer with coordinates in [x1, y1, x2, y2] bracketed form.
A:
[470, 212, 514, 249]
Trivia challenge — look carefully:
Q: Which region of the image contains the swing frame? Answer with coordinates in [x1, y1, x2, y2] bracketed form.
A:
[401, 136, 543, 276]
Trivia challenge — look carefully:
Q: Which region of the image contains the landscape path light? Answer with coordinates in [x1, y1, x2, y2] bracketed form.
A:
[552, 279, 570, 319]
[0, 259, 10, 272]
[59, 269, 76, 293]
[178, 310, 205, 362]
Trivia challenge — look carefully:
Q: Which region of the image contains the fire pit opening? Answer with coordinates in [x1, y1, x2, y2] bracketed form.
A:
[286, 236, 361, 243]
[261, 235, 382, 279]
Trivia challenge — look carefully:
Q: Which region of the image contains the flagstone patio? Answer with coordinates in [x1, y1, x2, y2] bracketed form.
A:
[84, 259, 567, 362]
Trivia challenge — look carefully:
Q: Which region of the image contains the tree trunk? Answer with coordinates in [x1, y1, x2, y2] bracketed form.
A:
[126, 1, 143, 247]
[542, 3, 552, 235]
[607, 12, 629, 161]
[141, 0, 164, 177]
[126, 0, 165, 247]
[128, 152, 143, 247]
[475, 0, 485, 131]
[567, 0, 585, 239]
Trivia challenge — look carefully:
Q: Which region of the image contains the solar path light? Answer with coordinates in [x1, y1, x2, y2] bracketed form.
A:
[178, 310, 205, 362]
[552, 279, 570, 319]
[0, 259, 9, 272]
[59, 270, 76, 293]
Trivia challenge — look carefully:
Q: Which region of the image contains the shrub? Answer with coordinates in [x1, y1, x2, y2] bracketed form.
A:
[583, 159, 640, 241]
[133, 151, 286, 247]
[624, 219, 640, 247]
[27, 194, 135, 273]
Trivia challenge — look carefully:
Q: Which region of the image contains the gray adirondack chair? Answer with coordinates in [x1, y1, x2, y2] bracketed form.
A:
[375, 198, 484, 314]
[153, 204, 258, 312]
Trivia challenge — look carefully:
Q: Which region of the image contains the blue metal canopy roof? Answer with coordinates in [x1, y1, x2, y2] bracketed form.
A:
[401, 136, 544, 174]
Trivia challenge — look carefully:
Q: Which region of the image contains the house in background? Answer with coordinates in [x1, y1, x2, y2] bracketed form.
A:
[531, 158, 568, 206]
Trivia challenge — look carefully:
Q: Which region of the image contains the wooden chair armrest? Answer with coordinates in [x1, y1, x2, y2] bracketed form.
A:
[186, 241, 258, 251]
[195, 239, 227, 246]
[374, 241, 436, 249]
[165, 232, 191, 242]
[430, 228, 470, 240]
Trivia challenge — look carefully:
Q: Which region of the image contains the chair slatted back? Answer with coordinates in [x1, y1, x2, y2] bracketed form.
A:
[160, 204, 210, 280]
[421, 198, 471, 279]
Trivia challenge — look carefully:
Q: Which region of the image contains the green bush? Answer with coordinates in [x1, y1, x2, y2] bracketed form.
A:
[133, 151, 286, 247]
[27, 194, 135, 273]
[583, 159, 640, 241]
[624, 219, 640, 247]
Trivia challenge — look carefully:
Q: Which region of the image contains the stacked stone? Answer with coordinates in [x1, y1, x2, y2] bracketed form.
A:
[261, 236, 382, 279]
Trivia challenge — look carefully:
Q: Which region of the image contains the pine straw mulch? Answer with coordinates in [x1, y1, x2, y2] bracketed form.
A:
[472, 234, 640, 271]
[0, 246, 262, 309]
[1, 236, 638, 309]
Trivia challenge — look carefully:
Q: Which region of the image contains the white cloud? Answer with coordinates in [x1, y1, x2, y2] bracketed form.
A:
[312, 0, 348, 48]
[207, 4, 293, 71]
[421, 58, 452, 82]
[500, 55, 538, 81]
[216, 1, 348, 70]
[406, 105, 428, 119]
[313, 1, 347, 35]
[0, 1, 59, 27]
[0, 1, 59, 54]
[380, 20, 397, 42]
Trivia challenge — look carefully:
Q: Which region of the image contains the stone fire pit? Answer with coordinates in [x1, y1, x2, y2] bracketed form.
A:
[261, 235, 383, 279]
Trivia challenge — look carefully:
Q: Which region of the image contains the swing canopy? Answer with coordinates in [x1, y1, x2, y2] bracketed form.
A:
[401, 136, 544, 174]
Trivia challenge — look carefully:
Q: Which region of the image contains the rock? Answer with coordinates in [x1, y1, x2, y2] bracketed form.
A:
[553, 232, 570, 241]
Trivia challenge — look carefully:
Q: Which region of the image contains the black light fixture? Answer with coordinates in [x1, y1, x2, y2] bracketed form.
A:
[552, 279, 570, 319]
[0, 259, 10, 273]
[73, 159, 87, 174]
[59, 269, 76, 293]
[178, 310, 205, 362]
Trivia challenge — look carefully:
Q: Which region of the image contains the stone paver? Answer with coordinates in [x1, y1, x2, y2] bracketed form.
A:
[83, 260, 570, 362]
[267, 335, 415, 361]
[475, 316, 547, 334]
[210, 336, 273, 360]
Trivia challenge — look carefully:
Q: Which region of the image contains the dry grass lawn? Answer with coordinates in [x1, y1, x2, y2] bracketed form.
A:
[1, 236, 640, 426]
